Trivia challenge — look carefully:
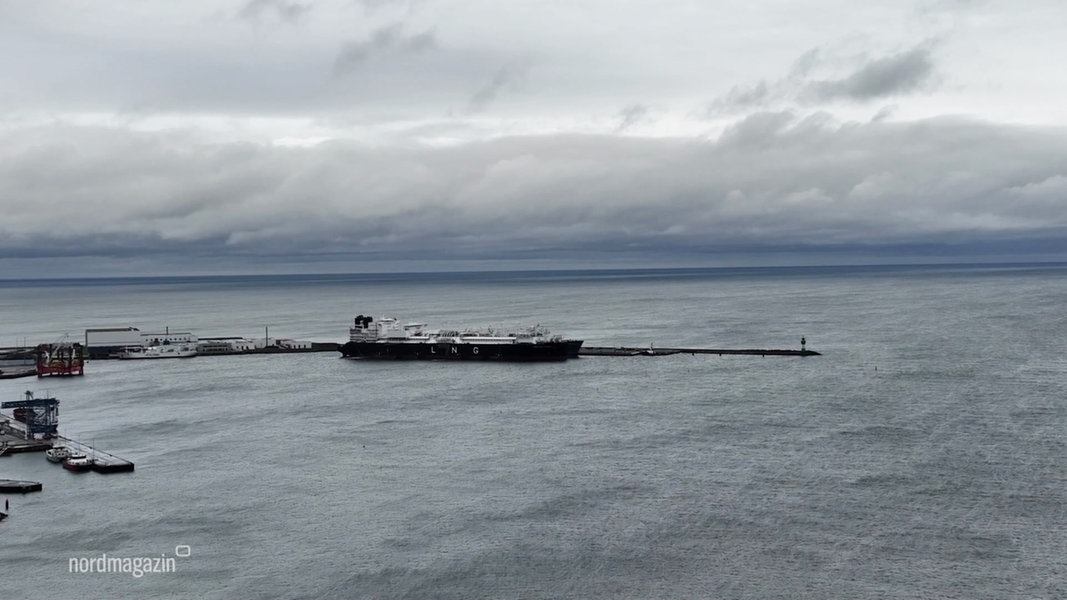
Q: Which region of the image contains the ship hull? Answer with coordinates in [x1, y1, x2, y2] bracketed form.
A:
[340, 341, 571, 362]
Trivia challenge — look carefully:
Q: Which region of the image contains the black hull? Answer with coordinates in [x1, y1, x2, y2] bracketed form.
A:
[340, 341, 573, 362]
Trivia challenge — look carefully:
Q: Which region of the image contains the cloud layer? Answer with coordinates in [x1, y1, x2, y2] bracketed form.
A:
[4, 113, 1066, 274]
[1, 1, 1066, 275]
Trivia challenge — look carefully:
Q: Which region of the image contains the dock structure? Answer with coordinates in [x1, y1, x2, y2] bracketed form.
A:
[0, 401, 135, 473]
[579, 346, 821, 357]
[0, 366, 38, 380]
[1, 402, 58, 455]
[52, 435, 135, 473]
[0, 426, 135, 473]
[1, 391, 58, 440]
[0, 347, 38, 379]
[0, 479, 43, 493]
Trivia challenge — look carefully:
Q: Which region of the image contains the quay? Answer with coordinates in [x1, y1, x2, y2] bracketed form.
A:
[51, 435, 135, 473]
[3, 341, 819, 362]
[579, 346, 821, 357]
[0, 479, 43, 493]
[0, 341, 342, 378]
[7, 336, 821, 363]
[0, 366, 38, 380]
[1, 404, 135, 474]
[0, 430, 135, 474]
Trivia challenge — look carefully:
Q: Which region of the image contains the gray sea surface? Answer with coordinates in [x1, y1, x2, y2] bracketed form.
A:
[0, 265, 1064, 599]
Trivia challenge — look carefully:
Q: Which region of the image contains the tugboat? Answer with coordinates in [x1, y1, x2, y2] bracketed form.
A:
[62, 452, 94, 472]
[339, 315, 583, 362]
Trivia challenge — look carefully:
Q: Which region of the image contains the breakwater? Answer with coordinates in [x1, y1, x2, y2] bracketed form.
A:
[579, 346, 820, 357]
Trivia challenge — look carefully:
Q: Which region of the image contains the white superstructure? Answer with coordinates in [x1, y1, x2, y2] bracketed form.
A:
[119, 343, 198, 359]
[349, 315, 561, 345]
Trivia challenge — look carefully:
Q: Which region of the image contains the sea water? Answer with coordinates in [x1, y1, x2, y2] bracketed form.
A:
[0, 265, 1063, 599]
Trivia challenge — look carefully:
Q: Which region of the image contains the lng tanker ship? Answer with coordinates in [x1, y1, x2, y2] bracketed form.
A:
[339, 315, 583, 361]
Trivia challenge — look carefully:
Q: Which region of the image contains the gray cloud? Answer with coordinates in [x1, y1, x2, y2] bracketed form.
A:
[356, 0, 419, 11]
[466, 65, 527, 114]
[403, 30, 437, 53]
[706, 81, 772, 116]
[2, 2, 1065, 275]
[4, 116, 1067, 273]
[802, 46, 936, 102]
[916, 0, 988, 16]
[238, 0, 312, 22]
[334, 24, 401, 73]
[333, 24, 437, 77]
[615, 104, 652, 132]
[707, 43, 938, 116]
[871, 105, 898, 122]
[788, 48, 823, 79]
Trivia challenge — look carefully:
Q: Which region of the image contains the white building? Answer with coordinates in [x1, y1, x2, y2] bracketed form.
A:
[140, 331, 198, 346]
[275, 338, 312, 350]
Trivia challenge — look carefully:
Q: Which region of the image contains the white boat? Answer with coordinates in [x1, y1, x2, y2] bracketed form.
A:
[45, 446, 71, 463]
[62, 452, 94, 472]
[119, 343, 198, 359]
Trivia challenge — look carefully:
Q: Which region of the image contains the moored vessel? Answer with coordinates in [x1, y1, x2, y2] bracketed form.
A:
[119, 342, 198, 359]
[45, 446, 71, 463]
[339, 315, 582, 362]
[62, 453, 94, 472]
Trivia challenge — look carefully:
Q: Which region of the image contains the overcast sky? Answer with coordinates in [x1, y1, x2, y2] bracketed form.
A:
[2, 0, 1066, 276]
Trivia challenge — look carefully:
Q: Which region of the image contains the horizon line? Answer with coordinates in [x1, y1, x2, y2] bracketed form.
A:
[2, 260, 1066, 284]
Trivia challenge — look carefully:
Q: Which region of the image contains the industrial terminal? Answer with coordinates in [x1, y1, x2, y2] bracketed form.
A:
[0, 325, 337, 381]
[0, 321, 815, 506]
[0, 324, 333, 492]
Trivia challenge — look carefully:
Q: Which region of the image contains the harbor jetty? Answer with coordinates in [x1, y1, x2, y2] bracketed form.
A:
[3, 340, 819, 362]
[0, 347, 38, 379]
[580, 346, 820, 357]
[50, 435, 135, 473]
[0, 428, 135, 474]
[5, 322, 821, 364]
[0, 479, 43, 493]
[0, 394, 135, 474]
[0, 366, 38, 380]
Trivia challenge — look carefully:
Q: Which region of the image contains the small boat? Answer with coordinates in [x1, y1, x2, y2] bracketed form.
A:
[46, 446, 72, 463]
[62, 453, 94, 472]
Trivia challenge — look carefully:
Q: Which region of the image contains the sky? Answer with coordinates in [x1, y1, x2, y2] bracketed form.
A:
[2, 0, 1067, 276]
